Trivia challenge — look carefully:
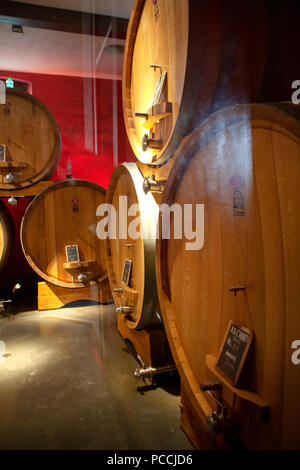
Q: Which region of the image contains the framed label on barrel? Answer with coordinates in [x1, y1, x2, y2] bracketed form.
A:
[216, 321, 253, 386]
[0, 145, 6, 161]
[121, 259, 132, 286]
[65, 245, 79, 263]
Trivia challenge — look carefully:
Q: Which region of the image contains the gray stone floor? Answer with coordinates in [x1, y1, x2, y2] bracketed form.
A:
[0, 303, 194, 450]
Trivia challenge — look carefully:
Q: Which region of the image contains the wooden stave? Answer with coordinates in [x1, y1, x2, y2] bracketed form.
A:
[0, 200, 14, 273]
[20, 179, 107, 289]
[123, 0, 299, 167]
[155, 103, 300, 449]
[123, 0, 224, 166]
[0, 88, 61, 190]
[105, 162, 158, 330]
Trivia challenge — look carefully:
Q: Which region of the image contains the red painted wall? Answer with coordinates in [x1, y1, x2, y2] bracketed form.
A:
[0, 70, 135, 289]
[0, 69, 135, 188]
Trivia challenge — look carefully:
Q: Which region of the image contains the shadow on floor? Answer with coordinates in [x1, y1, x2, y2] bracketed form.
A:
[0, 302, 193, 450]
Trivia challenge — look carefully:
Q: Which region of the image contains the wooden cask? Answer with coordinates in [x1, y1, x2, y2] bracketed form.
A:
[21, 179, 107, 289]
[156, 104, 300, 449]
[0, 88, 61, 189]
[0, 200, 14, 273]
[0, 184, 55, 290]
[123, 0, 299, 167]
[105, 163, 159, 329]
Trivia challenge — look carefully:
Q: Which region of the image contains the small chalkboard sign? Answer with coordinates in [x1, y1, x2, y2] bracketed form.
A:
[216, 321, 253, 386]
[65, 245, 80, 263]
[0, 145, 6, 162]
[121, 259, 132, 286]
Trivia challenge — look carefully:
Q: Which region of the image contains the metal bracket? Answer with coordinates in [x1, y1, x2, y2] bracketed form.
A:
[229, 286, 245, 296]
[113, 288, 123, 293]
[150, 64, 162, 75]
[135, 112, 148, 119]
[200, 381, 232, 436]
[200, 382, 222, 392]
[142, 134, 162, 152]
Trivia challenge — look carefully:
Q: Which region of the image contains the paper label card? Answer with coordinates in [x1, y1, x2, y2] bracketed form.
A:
[152, 71, 167, 106]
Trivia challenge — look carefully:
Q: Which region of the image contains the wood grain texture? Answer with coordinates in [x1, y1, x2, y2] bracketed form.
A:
[117, 313, 172, 367]
[0, 180, 54, 197]
[180, 380, 215, 450]
[0, 88, 61, 189]
[156, 103, 300, 449]
[21, 179, 107, 288]
[123, 0, 299, 167]
[0, 200, 14, 272]
[105, 163, 158, 329]
[38, 280, 112, 310]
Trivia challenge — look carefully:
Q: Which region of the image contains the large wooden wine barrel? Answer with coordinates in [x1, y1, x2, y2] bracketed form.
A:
[21, 179, 107, 288]
[105, 163, 158, 329]
[0, 200, 14, 273]
[0, 88, 61, 189]
[156, 104, 300, 449]
[123, 0, 299, 166]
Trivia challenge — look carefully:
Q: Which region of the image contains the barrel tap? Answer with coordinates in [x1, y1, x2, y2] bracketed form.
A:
[143, 175, 165, 194]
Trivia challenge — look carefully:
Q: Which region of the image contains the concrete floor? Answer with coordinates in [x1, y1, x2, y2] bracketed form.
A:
[0, 302, 194, 450]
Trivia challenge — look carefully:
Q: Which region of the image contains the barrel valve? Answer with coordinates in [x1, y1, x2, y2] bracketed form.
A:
[200, 382, 232, 436]
[0, 299, 12, 316]
[142, 134, 162, 152]
[77, 273, 87, 283]
[5, 173, 15, 184]
[206, 407, 233, 437]
[207, 411, 223, 435]
[116, 305, 132, 314]
[134, 355, 177, 380]
[143, 175, 165, 194]
[0, 284, 21, 316]
[8, 196, 18, 206]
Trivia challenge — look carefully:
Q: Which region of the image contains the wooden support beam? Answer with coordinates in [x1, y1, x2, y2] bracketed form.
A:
[0, 1, 128, 39]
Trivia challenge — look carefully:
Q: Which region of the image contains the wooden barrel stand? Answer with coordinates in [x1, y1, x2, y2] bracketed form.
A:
[38, 279, 112, 311]
[117, 313, 172, 368]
